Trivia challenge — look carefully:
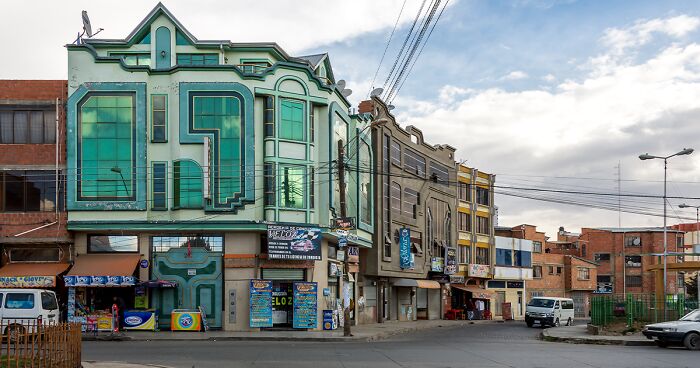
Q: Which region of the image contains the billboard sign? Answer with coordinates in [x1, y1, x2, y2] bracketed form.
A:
[267, 225, 322, 261]
[399, 228, 411, 269]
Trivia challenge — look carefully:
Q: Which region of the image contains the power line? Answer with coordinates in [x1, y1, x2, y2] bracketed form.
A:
[367, 0, 408, 98]
[381, 0, 428, 94]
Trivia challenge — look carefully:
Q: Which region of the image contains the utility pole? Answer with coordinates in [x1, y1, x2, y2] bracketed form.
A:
[337, 139, 351, 337]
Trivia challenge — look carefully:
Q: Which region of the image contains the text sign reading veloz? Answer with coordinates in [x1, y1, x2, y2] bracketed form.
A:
[267, 225, 322, 261]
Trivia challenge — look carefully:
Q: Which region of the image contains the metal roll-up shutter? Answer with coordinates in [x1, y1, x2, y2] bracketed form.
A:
[261, 268, 305, 280]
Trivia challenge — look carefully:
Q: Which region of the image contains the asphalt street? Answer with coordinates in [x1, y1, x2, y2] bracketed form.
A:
[83, 322, 699, 368]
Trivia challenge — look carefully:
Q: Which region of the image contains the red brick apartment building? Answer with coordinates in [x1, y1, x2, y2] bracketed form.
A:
[0, 80, 71, 291]
[579, 227, 685, 296]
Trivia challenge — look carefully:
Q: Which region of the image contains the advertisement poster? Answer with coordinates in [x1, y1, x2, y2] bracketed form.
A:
[444, 247, 458, 275]
[0, 276, 55, 288]
[293, 282, 317, 329]
[431, 257, 444, 272]
[399, 228, 411, 269]
[267, 225, 322, 260]
[65, 275, 135, 287]
[467, 264, 490, 278]
[249, 279, 273, 328]
[347, 246, 359, 263]
[323, 310, 334, 330]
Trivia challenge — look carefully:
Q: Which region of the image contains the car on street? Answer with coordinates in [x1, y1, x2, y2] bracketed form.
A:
[0, 289, 60, 340]
[525, 297, 575, 327]
[643, 309, 700, 350]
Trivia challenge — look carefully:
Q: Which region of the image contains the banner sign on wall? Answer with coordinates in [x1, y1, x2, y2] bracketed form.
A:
[347, 246, 359, 263]
[430, 257, 444, 272]
[292, 282, 317, 329]
[467, 264, 490, 278]
[444, 247, 458, 275]
[267, 225, 322, 260]
[0, 276, 55, 288]
[399, 228, 411, 269]
[64, 275, 135, 287]
[249, 280, 273, 328]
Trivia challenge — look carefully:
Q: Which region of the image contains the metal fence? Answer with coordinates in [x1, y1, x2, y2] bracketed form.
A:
[591, 294, 700, 327]
[0, 321, 82, 368]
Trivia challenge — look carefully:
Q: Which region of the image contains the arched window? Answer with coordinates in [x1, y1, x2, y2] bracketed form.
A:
[173, 160, 202, 208]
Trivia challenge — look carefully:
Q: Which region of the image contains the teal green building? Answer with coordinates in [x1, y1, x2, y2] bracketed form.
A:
[66, 3, 373, 331]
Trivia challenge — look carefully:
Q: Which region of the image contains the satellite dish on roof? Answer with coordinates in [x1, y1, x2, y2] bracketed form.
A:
[388, 104, 395, 111]
[370, 88, 383, 97]
[336, 80, 346, 90]
[82, 11, 93, 37]
[341, 89, 353, 98]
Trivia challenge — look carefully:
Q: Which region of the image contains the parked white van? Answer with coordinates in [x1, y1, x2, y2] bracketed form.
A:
[0, 289, 60, 336]
[525, 297, 575, 327]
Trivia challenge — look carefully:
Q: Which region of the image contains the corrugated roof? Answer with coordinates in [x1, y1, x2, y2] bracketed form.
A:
[67, 254, 141, 276]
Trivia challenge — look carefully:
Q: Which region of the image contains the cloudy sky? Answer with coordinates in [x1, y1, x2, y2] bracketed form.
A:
[2, 0, 700, 238]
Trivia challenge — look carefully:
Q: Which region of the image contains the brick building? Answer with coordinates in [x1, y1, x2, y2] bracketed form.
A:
[0, 80, 71, 292]
[579, 227, 685, 296]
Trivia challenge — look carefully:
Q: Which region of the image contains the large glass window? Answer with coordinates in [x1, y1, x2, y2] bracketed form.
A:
[152, 235, 223, 252]
[191, 95, 242, 207]
[0, 110, 56, 144]
[458, 212, 471, 232]
[173, 160, 202, 208]
[264, 163, 275, 206]
[151, 95, 167, 142]
[429, 162, 449, 184]
[476, 215, 490, 234]
[9, 247, 61, 263]
[459, 245, 470, 264]
[359, 141, 371, 225]
[390, 139, 401, 166]
[176, 53, 218, 65]
[496, 248, 512, 266]
[279, 99, 305, 141]
[390, 182, 401, 213]
[79, 94, 135, 200]
[459, 182, 470, 202]
[403, 188, 419, 219]
[280, 165, 305, 209]
[333, 116, 348, 212]
[89, 235, 138, 253]
[0, 171, 62, 212]
[514, 250, 531, 267]
[152, 162, 167, 209]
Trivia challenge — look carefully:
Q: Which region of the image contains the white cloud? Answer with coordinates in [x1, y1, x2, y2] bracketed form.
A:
[543, 74, 556, 82]
[501, 70, 529, 80]
[0, 0, 434, 79]
[601, 14, 700, 54]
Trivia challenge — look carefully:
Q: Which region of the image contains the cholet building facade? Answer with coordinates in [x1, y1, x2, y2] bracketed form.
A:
[65, 3, 374, 332]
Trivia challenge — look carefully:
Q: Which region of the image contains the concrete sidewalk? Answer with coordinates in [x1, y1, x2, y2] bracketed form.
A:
[541, 324, 654, 346]
[84, 319, 502, 343]
[82, 362, 171, 368]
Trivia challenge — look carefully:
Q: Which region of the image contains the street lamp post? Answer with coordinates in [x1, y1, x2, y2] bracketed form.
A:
[639, 148, 693, 319]
[679, 203, 700, 305]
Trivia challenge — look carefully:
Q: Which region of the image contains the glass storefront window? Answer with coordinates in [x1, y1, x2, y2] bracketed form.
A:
[151, 236, 223, 252]
[89, 235, 139, 253]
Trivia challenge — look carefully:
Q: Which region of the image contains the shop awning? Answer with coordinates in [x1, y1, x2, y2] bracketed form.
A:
[392, 278, 441, 289]
[65, 254, 141, 287]
[450, 284, 495, 299]
[0, 263, 70, 288]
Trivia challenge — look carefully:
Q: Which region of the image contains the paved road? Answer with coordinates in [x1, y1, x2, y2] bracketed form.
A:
[83, 322, 699, 368]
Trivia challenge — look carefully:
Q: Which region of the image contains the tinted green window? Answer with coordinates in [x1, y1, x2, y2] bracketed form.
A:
[136, 32, 151, 44]
[176, 54, 218, 66]
[175, 30, 191, 45]
[173, 160, 202, 208]
[279, 99, 305, 141]
[79, 95, 134, 199]
[112, 53, 151, 66]
[359, 141, 371, 225]
[151, 95, 167, 142]
[152, 162, 167, 209]
[280, 166, 305, 209]
[192, 96, 242, 207]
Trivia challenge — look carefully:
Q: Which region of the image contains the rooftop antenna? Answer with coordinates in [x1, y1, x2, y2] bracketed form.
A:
[75, 10, 104, 44]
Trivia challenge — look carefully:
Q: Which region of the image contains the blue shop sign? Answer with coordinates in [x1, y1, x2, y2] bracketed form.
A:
[399, 228, 411, 269]
[249, 279, 273, 328]
[293, 282, 317, 329]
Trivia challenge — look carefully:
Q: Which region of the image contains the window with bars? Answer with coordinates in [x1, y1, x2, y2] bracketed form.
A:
[458, 212, 471, 232]
[403, 188, 419, 219]
[403, 148, 426, 177]
[151, 95, 167, 142]
[476, 215, 490, 234]
[152, 162, 167, 209]
[390, 182, 401, 214]
[0, 110, 56, 144]
[476, 247, 490, 265]
[459, 182, 470, 202]
[459, 245, 470, 264]
[476, 187, 490, 206]
[625, 275, 642, 287]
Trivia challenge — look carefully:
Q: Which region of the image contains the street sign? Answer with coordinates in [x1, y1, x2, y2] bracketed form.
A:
[338, 237, 348, 248]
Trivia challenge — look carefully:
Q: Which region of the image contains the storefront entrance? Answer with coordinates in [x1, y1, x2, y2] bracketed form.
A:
[152, 247, 222, 329]
[261, 268, 305, 329]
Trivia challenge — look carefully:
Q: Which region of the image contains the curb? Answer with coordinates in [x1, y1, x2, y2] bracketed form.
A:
[82, 320, 505, 343]
[540, 329, 655, 346]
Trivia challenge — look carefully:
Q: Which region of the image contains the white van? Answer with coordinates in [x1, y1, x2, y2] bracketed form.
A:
[0, 289, 60, 335]
[525, 297, 575, 327]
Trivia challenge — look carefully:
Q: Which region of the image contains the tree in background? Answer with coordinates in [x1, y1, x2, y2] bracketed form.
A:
[686, 272, 698, 300]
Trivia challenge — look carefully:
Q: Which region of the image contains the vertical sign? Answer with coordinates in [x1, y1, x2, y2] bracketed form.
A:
[293, 282, 318, 329]
[249, 280, 273, 328]
[399, 228, 411, 269]
[444, 247, 458, 275]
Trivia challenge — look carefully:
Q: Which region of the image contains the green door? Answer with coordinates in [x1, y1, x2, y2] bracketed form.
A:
[152, 248, 222, 329]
